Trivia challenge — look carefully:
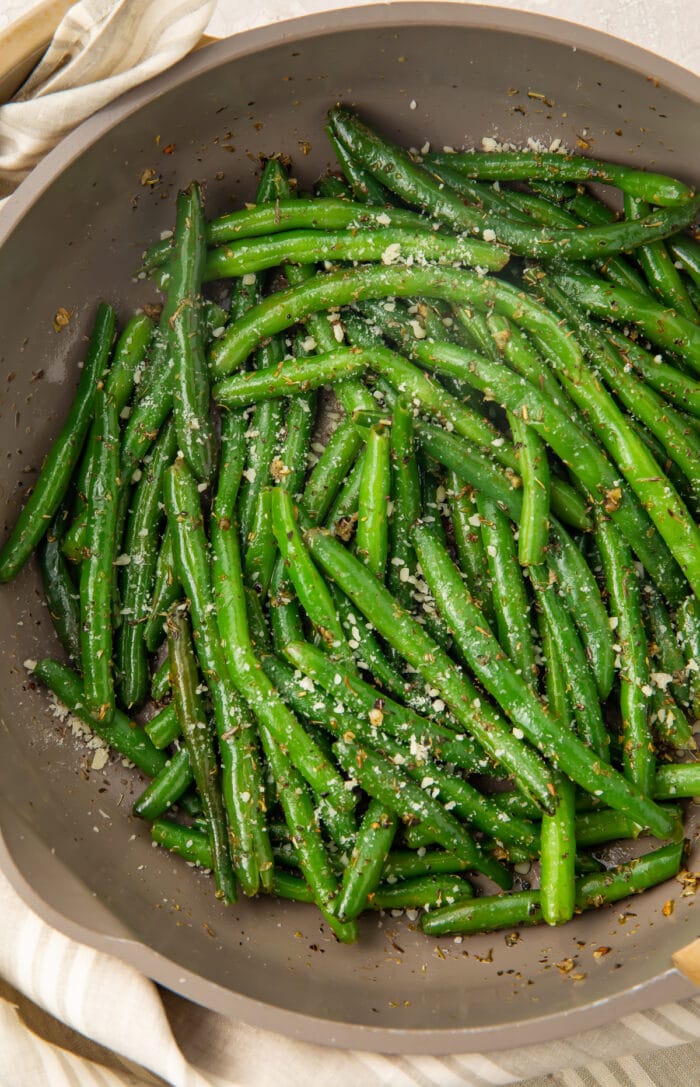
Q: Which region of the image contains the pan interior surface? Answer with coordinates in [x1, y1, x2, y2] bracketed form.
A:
[0, 6, 697, 1052]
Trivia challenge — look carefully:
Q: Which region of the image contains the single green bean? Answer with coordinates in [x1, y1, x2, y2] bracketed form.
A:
[508, 410, 550, 567]
[476, 496, 538, 689]
[80, 389, 120, 723]
[144, 702, 179, 749]
[132, 746, 193, 820]
[40, 508, 81, 665]
[337, 799, 398, 920]
[143, 527, 179, 653]
[623, 194, 697, 320]
[421, 842, 684, 935]
[0, 303, 115, 582]
[169, 183, 214, 483]
[425, 149, 694, 206]
[356, 424, 390, 579]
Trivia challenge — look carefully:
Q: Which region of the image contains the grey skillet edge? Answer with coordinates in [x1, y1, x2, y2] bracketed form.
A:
[0, 2, 698, 1055]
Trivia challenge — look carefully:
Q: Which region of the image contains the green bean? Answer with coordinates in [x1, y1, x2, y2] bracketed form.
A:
[540, 774, 576, 926]
[287, 666, 539, 858]
[333, 739, 510, 886]
[275, 384, 316, 497]
[214, 347, 370, 408]
[245, 586, 273, 655]
[554, 267, 700, 374]
[417, 422, 522, 520]
[668, 235, 700, 289]
[132, 746, 193, 820]
[476, 496, 538, 689]
[650, 687, 695, 751]
[485, 313, 569, 409]
[623, 195, 698, 320]
[445, 474, 496, 629]
[62, 311, 153, 564]
[529, 563, 609, 760]
[205, 228, 507, 282]
[643, 586, 690, 710]
[164, 458, 271, 896]
[79, 389, 120, 723]
[383, 850, 473, 882]
[332, 108, 698, 251]
[143, 199, 436, 271]
[208, 264, 583, 383]
[387, 398, 421, 607]
[596, 517, 655, 794]
[270, 487, 350, 660]
[260, 723, 357, 941]
[144, 702, 179, 749]
[0, 303, 115, 582]
[269, 561, 306, 651]
[373, 874, 474, 910]
[356, 424, 390, 579]
[242, 488, 277, 599]
[508, 410, 550, 567]
[32, 659, 165, 777]
[425, 149, 695, 206]
[421, 841, 684, 935]
[39, 508, 81, 665]
[326, 123, 394, 205]
[169, 183, 214, 482]
[236, 342, 286, 544]
[116, 420, 177, 709]
[337, 800, 398, 920]
[677, 595, 700, 719]
[167, 609, 237, 903]
[414, 340, 685, 604]
[315, 172, 352, 199]
[143, 527, 179, 653]
[150, 656, 170, 702]
[151, 819, 213, 867]
[212, 480, 355, 817]
[326, 454, 363, 532]
[303, 526, 557, 810]
[654, 763, 700, 799]
[604, 328, 700, 416]
[303, 416, 364, 524]
[413, 524, 676, 835]
[546, 519, 615, 701]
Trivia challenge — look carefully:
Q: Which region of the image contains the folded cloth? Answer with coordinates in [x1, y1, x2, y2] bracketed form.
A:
[1, 3, 700, 1086]
[0, 0, 216, 197]
[2, 856, 700, 1087]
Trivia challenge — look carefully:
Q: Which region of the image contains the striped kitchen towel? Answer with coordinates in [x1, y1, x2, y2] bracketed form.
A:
[0, 0, 216, 197]
[2, 857, 700, 1087]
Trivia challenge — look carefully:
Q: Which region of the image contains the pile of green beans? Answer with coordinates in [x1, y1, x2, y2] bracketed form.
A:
[5, 108, 698, 940]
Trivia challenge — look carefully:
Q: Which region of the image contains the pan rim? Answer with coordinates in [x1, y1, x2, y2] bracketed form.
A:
[0, 1, 698, 1054]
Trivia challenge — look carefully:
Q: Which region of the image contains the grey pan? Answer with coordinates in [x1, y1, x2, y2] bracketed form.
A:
[0, 2, 698, 1055]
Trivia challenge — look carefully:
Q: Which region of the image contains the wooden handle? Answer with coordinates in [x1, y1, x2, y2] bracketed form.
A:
[673, 938, 700, 986]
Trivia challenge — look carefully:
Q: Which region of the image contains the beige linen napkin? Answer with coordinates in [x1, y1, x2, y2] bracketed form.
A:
[0, 0, 216, 196]
[1, 3, 700, 1086]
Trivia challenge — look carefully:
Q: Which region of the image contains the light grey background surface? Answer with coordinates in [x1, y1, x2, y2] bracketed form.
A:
[3, 0, 700, 74]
